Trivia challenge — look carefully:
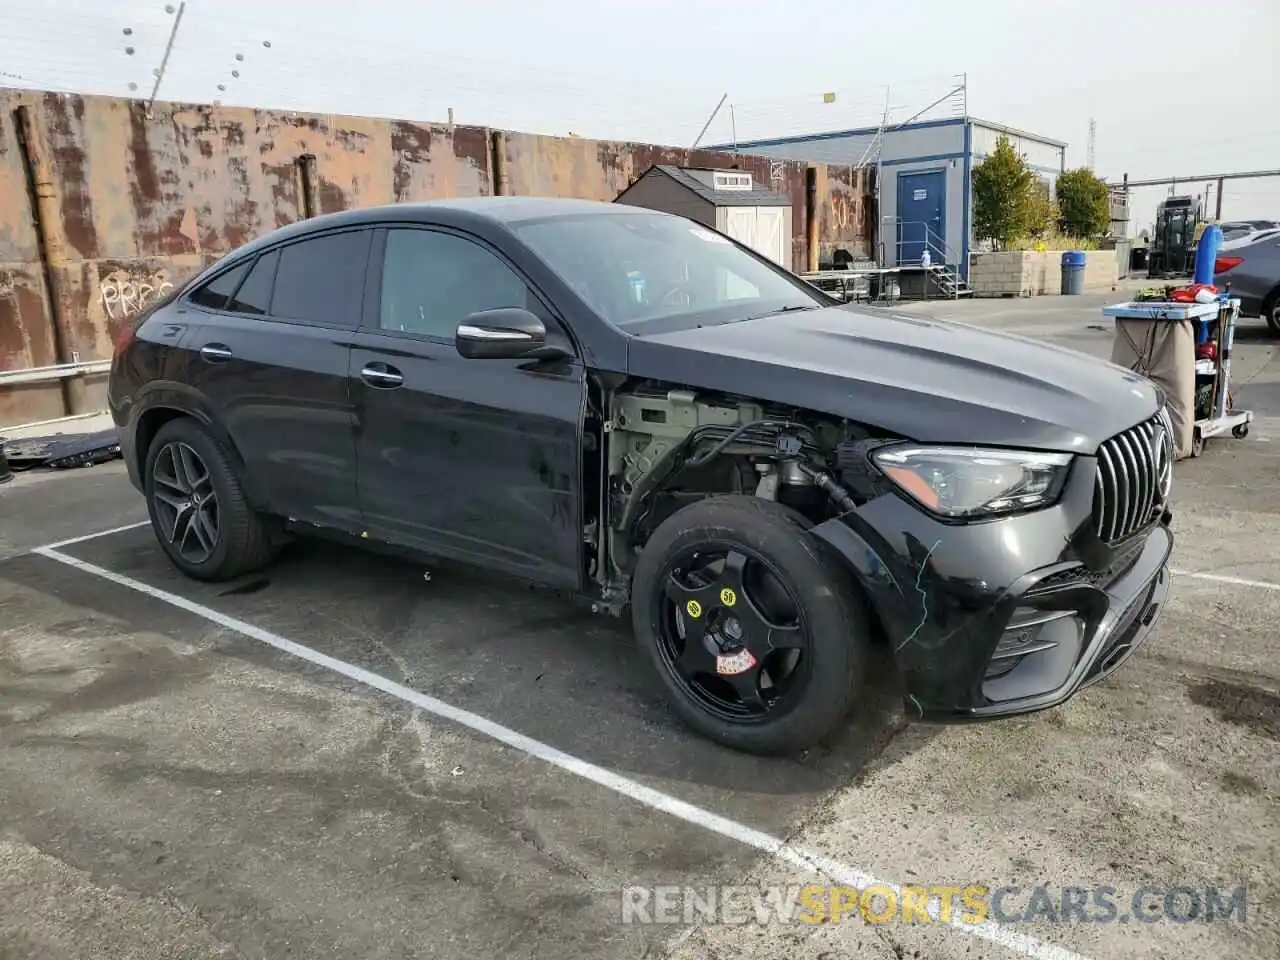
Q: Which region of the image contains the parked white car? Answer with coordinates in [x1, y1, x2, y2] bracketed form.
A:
[1219, 227, 1280, 251]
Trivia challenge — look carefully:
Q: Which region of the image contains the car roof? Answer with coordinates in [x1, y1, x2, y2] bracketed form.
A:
[217, 196, 674, 265]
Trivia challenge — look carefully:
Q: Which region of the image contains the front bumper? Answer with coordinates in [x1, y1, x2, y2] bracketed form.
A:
[810, 454, 1174, 721]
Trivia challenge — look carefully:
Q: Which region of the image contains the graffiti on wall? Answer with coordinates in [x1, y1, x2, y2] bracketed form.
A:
[99, 269, 175, 320]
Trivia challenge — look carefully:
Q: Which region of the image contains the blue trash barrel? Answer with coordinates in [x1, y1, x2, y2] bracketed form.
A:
[1060, 250, 1086, 295]
[1194, 223, 1223, 285]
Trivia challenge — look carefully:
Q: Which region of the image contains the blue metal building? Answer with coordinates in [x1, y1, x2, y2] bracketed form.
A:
[711, 117, 1067, 284]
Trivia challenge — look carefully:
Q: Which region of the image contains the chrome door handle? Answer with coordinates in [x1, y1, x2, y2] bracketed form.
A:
[200, 344, 233, 362]
[360, 364, 403, 388]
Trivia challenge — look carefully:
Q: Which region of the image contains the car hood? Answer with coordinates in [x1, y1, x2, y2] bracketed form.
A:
[625, 305, 1161, 453]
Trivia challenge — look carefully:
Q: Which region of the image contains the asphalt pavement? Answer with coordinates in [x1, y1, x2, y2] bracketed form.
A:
[1, 294, 1277, 960]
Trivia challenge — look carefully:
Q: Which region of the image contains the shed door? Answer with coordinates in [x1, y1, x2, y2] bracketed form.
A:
[755, 207, 787, 267]
[724, 207, 757, 250]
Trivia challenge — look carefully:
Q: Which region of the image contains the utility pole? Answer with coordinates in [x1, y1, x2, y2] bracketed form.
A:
[1086, 118, 1096, 171]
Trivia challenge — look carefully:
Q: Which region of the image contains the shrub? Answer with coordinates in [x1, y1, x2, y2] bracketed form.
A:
[973, 135, 1039, 249]
[1055, 168, 1111, 239]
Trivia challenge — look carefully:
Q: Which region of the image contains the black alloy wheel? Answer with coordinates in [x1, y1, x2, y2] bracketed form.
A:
[151, 440, 221, 564]
[657, 545, 808, 722]
[143, 417, 279, 582]
[632, 495, 869, 755]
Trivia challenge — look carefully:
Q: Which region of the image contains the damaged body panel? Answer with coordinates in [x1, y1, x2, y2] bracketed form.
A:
[109, 197, 1173, 755]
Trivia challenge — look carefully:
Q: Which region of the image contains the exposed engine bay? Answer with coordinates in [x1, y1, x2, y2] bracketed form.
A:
[584, 380, 898, 603]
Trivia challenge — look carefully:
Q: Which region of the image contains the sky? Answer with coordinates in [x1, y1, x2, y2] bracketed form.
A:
[1, 0, 1277, 235]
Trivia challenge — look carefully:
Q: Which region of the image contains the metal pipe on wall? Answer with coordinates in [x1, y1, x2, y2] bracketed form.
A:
[490, 131, 509, 196]
[296, 154, 319, 218]
[12, 104, 89, 417]
[805, 166, 819, 273]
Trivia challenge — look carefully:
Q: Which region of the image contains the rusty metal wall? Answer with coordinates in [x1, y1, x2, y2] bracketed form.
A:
[0, 90, 872, 427]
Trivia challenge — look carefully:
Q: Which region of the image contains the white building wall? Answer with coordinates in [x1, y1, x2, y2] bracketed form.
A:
[971, 121, 1066, 193]
[732, 122, 969, 269]
[721, 119, 1066, 274]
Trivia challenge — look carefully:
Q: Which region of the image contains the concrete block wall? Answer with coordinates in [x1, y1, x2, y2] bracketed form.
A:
[970, 250, 1119, 297]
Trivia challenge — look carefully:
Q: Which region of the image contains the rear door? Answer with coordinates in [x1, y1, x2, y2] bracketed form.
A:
[182, 228, 371, 530]
[350, 225, 586, 588]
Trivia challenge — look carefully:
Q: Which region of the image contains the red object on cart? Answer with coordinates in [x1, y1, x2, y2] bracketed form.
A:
[1170, 283, 1219, 303]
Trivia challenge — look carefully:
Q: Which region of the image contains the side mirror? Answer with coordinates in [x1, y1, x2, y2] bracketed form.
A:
[455, 308, 561, 360]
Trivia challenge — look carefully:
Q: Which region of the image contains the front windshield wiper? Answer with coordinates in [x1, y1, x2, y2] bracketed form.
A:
[742, 303, 820, 322]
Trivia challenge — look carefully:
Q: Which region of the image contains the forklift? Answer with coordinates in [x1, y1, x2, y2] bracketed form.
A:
[1147, 194, 1202, 278]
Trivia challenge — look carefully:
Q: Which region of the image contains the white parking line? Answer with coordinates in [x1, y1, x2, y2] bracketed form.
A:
[1172, 568, 1280, 592]
[30, 537, 1089, 960]
[38, 519, 150, 550]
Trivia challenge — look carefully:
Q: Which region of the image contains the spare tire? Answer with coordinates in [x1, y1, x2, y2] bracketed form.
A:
[0, 436, 12, 485]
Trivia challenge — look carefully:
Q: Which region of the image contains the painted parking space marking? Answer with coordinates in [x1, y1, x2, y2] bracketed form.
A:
[37, 519, 150, 550]
[31, 535, 1089, 960]
[1172, 568, 1280, 592]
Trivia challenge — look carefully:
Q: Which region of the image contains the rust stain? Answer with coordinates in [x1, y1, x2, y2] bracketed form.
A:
[0, 107, 40, 264]
[41, 93, 99, 260]
[391, 121, 433, 202]
[0, 269, 55, 369]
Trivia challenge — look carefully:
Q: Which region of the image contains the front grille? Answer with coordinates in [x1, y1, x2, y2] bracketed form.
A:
[1093, 410, 1173, 543]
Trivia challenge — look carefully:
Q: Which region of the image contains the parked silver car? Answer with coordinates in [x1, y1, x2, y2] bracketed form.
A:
[1215, 231, 1280, 334]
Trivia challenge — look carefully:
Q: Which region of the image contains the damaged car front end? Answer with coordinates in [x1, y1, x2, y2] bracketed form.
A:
[809, 407, 1175, 721]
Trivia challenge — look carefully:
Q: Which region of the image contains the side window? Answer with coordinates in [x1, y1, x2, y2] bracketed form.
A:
[225, 250, 278, 315]
[187, 261, 249, 311]
[270, 230, 371, 328]
[379, 228, 532, 339]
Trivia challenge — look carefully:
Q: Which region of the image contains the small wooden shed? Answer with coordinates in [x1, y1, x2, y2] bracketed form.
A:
[614, 165, 793, 268]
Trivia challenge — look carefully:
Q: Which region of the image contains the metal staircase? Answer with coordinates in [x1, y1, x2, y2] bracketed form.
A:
[930, 263, 972, 298]
[886, 220, 973, 299]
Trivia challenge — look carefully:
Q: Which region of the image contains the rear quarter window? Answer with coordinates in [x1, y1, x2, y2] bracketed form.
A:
[226, 250, 279, 315]
[187, 261, 250, 311]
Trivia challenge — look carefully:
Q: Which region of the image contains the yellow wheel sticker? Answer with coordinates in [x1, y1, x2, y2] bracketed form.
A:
[686, 599, 703, 618]
[720, 587, 737, 607]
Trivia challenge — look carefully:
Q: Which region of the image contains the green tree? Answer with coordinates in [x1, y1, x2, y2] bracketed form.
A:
[972, 135, 1037, 249]
[1055, 167, 1111, 238]
[1024, 176, 1057, 240]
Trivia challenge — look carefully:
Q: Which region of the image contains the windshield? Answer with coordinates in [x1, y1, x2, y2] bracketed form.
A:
[512, 210, 825, 335]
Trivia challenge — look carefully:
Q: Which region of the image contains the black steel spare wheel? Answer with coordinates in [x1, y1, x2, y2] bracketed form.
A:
[632, 496, 868, 755]
[144, 417, 278, 582]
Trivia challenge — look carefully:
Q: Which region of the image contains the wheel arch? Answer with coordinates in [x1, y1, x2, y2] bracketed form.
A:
[1261, 282, 1280, 323]
[132, 386, 264, 508]
[806, 514, 900, 649]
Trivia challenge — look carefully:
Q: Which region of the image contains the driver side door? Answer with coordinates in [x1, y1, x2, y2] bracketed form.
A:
[350, 225, 587, 589]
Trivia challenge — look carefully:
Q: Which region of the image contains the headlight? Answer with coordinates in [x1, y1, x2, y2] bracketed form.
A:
[871, 445, 1073, 519]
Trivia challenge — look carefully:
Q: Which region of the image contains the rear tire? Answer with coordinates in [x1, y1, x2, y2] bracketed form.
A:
[1266, 293, 1280, 336]
[143, 417, 277, 582]
[631, 495, 869, 755]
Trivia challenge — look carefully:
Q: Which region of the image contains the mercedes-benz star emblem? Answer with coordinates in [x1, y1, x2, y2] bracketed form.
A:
[1151, 421, 1173, 506]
